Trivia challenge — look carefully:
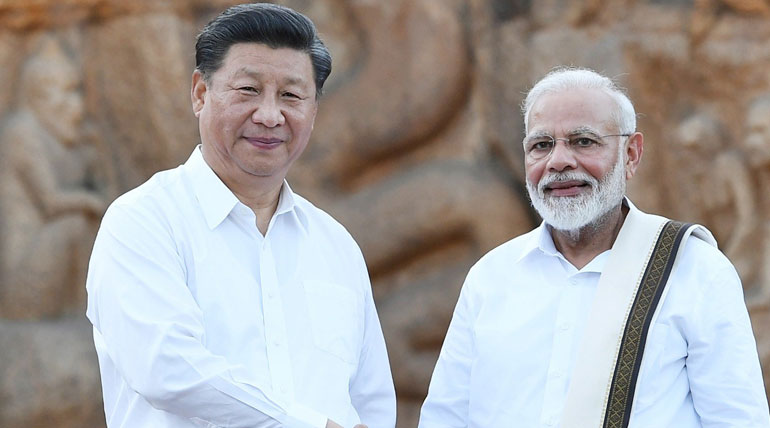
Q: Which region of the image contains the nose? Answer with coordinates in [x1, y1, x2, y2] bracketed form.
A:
[251, 96, 285, 127]
[546, 139, 577, 172]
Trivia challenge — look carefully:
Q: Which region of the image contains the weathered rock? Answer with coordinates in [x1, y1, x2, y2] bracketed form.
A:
[1, 1, 769, 427]
[0, 318, 103, 428]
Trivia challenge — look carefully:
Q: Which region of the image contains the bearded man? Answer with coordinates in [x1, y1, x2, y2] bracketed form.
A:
[418, 67, 769, 428]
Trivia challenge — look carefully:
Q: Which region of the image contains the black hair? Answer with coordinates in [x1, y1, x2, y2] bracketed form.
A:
[195, 3, 332, 98]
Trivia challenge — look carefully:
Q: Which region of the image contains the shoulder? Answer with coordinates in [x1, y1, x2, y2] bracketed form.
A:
[101, 166, 188, 233]
[676, 232, 736, 277]
[293, 193, 358, 245]
[465, 227, 540, 286]
[473, 228, 539, 269]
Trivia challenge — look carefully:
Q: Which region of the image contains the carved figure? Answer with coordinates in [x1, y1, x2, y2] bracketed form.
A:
[0, 36, 106, 319]
[742, 95, 770, 301]
[672, 112, 759, 289]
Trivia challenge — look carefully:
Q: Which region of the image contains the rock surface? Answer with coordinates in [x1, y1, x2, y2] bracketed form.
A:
[1, 0, 769, 426]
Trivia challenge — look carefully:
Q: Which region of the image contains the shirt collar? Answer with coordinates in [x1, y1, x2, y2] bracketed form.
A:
[184, 146, 309, 234]
[516, 196, 633, 270]
[185, 146, 239, 230]
[275, 180, 310, 236]
[515, 221, 552, 264]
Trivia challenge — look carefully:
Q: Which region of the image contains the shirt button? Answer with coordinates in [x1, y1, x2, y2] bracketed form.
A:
[547, 416, 558, 426]
[559, 322, 570, 331]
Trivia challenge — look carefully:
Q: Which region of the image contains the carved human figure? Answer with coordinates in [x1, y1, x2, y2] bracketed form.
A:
[672, 112, 759, 290]
[0, 36, 106, 319]
[742, 95, 770, 301]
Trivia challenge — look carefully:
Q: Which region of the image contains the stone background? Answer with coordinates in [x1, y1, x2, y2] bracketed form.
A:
[1, 0, 770, 427]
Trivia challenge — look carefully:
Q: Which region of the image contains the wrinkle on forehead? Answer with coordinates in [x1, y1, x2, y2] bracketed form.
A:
[525, 125, 604, 140]
[231, 66, 309, 87]
[526, 88, 619, 134]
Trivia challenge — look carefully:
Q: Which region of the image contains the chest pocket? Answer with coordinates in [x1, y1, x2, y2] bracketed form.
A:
[303, 280, 361, 364]
[634, 323, 688, 411]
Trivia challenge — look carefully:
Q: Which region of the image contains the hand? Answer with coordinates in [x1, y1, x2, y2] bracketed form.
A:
[325, 420, 367, 428]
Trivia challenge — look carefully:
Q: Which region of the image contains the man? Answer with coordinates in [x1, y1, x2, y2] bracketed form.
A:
[418, 67, 769, 427]
[86, 4, 396, 428]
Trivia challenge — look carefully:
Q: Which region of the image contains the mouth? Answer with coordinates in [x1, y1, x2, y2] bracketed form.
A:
[244, 136, 284, 149]
[544, 180, 589, 197]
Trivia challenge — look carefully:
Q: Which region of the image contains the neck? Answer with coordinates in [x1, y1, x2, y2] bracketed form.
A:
[201, 145, 283, 235]
[236, 184, 282, 235]
[550, 202, 628, 269]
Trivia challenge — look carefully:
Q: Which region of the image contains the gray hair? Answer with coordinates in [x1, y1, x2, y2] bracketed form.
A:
[521, 67, 636, 135]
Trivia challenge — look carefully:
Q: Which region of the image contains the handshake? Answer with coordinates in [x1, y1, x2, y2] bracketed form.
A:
[326, 421, 367, 428]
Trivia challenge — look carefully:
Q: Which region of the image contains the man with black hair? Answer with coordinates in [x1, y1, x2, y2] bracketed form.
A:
[86, 4, 396, 428]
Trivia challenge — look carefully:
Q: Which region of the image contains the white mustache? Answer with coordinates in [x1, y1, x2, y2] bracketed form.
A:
[538, 172, 599, 193]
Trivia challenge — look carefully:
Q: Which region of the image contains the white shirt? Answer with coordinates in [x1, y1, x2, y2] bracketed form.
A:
[86, 147, 396, 428]
[419, 201, 769, 428]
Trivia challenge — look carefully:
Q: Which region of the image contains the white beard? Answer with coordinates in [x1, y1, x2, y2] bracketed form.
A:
[526, 156, 626, 233]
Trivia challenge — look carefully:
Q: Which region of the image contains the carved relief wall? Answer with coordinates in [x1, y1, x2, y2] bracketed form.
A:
[0, 0, 768, 426]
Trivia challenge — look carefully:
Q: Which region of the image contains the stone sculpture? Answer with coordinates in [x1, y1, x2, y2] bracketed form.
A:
[0, 1, 769, 427]
[0, 35, 106, 319]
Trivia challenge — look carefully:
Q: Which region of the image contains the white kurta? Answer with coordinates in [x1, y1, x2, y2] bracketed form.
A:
[419, 200, 769, 428]
[86, 147, 396, 428]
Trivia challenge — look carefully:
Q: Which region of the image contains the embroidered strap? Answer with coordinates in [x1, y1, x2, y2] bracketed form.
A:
[602, 220, 692, 428]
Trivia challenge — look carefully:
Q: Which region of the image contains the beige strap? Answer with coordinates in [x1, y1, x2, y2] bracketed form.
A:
[560, 208, 666, 428]
[561, 208, 716, 428]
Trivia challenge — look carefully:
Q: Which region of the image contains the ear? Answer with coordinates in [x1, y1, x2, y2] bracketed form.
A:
[191, 70, 207, 118]
[623, 132, 644, 180]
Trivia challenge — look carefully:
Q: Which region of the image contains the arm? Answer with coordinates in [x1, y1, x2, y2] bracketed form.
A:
[348, 251, 397, 428]
[12, 134, 105, 219]
[685, 259, 770, 426]
[86, 203, 327, 428]
[418, 276, 476, 428]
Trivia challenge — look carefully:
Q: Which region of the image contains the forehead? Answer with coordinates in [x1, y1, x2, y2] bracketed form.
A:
[527, 88, 616, 135]
[216, 42, 314, 84]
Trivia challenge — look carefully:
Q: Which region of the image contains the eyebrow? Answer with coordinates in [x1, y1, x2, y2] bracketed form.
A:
[525, 126, 601, 140]
[233, 67, 309, 87]
[568, 126, 601, 136]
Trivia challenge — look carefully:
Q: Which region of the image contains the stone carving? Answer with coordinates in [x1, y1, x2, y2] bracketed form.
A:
[0, 1, 769, 427]
[672, 112, 760, 291]
[0, 35, 107, 320]
[691, 0, 770, 44]
[0, 318, 103, 428]
[742, 95, 770, 302]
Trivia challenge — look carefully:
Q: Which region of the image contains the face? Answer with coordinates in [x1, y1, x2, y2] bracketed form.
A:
[192, 42, 318, 186]
[523, 88, 642, 231]
[28, 64, 84, 145]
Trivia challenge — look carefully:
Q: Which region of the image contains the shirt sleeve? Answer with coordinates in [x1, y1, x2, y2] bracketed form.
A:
[347, 250, 397, 428]
[418, 272, 477, 428]
[683, 246, 770, 427]
[86, 203, 328, 428]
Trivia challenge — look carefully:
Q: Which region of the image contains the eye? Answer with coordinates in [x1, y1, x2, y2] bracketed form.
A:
[282, 91, 301, 99]
[530, 139, 554, 151]
[238, 86, 259, 94]
[571, 136, 598, 147]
